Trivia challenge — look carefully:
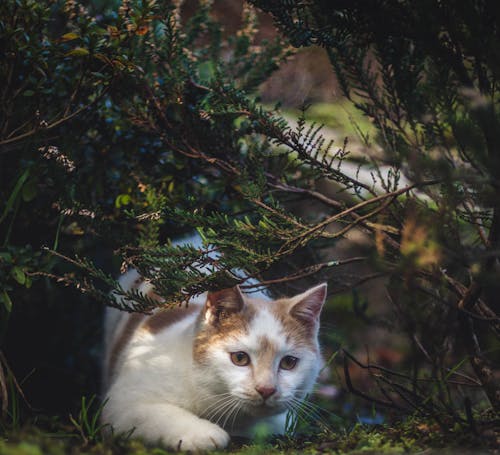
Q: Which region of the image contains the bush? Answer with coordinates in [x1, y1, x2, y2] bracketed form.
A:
[1, 0, 498, 437]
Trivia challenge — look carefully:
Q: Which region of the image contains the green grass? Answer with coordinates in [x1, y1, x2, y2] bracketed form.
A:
[0, 415, 496, 455]
[279, 100, 378, 147]
[305, 102, 376, 140]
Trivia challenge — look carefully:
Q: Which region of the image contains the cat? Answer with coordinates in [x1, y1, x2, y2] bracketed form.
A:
[102, 269, 327, 451]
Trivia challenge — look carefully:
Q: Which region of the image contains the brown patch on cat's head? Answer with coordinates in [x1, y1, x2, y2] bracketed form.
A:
[204, 287, 245, 325]
[255, 335, 278, 365]
[250, 335, 280, 392]
[193, 287, 257, 364]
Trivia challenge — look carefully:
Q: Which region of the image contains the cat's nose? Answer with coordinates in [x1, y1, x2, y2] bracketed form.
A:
[255, 385, 276, 400]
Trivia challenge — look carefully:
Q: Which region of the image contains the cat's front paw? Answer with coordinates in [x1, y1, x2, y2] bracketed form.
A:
[177, 419, 230, 452]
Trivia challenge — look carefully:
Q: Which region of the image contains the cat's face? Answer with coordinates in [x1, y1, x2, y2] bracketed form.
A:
[193, 284, 326, 420]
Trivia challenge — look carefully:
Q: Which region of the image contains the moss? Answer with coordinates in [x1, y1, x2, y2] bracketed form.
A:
[0, 442, 44, 455]
[0, 414, 497, 455]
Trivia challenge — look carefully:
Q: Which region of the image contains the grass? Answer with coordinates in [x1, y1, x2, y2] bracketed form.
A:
[0, 411, 497, 455]
[304, 102, 377, 141]
[276, 100, 378, 150]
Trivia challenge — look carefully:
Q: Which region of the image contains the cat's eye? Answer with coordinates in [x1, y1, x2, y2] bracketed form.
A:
[230, 351, 250, 366]
[279, 355, 298, 370]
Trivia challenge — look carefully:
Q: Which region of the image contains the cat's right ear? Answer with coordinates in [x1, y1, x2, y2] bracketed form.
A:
[204, 286, 245, 325]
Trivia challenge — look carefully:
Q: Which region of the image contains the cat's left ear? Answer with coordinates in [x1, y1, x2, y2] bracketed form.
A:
[204, 286, 245, 325]
[289, 283, 327, 326]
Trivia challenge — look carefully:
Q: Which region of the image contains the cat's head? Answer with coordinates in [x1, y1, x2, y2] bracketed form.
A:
[193, 284, 327, 419]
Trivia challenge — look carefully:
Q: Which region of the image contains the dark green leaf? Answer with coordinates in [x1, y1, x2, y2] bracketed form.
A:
[0, 290, 12, 313]
[11, 266, 26, 285]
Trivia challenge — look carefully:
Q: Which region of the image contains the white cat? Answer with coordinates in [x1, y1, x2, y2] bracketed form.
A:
[102, 269, 327, 451]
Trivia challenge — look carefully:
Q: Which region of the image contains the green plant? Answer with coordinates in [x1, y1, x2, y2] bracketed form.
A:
[2, 0, 499, 443]
[247, 0, 500, 419]
[69, 396, 109, 446]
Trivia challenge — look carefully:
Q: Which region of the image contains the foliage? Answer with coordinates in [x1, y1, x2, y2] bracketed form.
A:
[247, 0, 500, 418]
[0, 0, 298, 419]
[1, 0, 499, 446]
[69, 395, 109, 446]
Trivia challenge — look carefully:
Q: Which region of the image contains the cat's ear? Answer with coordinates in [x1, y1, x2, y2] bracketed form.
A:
[289, 283, 327, 326]
[204, 286, 245, 325]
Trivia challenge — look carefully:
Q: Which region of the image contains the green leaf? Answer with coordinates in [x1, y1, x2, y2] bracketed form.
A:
[115, 194, 131, 208]
[65, 47, 90, 57]
[90, 72, 105, 79]
[196, 227, 207, 243]
[0, 291, 12, 313]
[0, 168, 30, 225]
[11, 266, 26, 285]
[94, 27, 109, 36]
[235, 35, 250, 57]
[60, 32, 79, 42]
[22, 179, 37, 202]
[0, 251, 13, 262]
[23, 89, 35, 97]
[198, 61, 216, 82]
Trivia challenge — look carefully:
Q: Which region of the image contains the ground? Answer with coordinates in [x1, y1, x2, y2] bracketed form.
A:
[1, 415, 498, 455]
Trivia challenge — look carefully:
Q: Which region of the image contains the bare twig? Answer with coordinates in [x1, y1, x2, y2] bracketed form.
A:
[0, 85, 111, 150]
[240, 256, 367, 289]
[342, 350, 404, 410]
[0, 350, 31, 416]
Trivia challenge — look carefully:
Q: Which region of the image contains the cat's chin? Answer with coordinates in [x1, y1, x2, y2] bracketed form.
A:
[243, 401, 287, 417]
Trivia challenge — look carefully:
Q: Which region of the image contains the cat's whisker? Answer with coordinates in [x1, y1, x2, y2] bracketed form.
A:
[288, 397, 332, 430]
[206, 396, 238, 424]
[217, 399, 235, 428]
[290, 397, 324, 419]
[221, 399, 241, 429]
[198, 392, 233, 403]
[213, 398, 238, 427]
[229, 401, 243, 430]
[288, 400, 323, 429]
[286, 402, 302, 426]
[295, 397, 337, 419]
[288, 399, 318, 422]
[206, 399, 232, 423]
[206, 405, 229, 424]
[201, 396, 233, 419]
[204, 393, 231, 412]
[287, 401, 315, 432]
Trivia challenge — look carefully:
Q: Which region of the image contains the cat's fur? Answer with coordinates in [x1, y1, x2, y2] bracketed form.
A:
[102, 269, 326, 451]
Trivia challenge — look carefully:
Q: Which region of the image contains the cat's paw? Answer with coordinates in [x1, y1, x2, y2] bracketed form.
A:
[176, 419, 230, 452]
